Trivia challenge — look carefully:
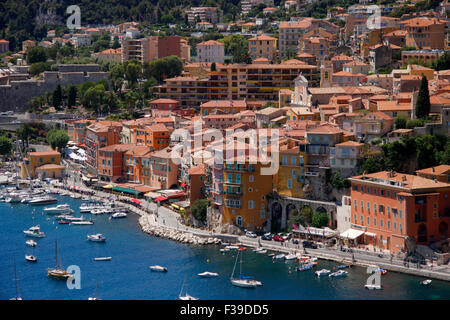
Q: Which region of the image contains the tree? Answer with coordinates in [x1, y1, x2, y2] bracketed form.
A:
[29, 61, 51, 76]
[82, 84, 105, 113]
[211, 62, 216, 71]
[124, 61, 142, 87]
[52, 85, 62, 108]
[288, 209, 305, 229]
[191, 199, 209, 222]
[311, 211, 329, 228]
[301, 206, 313, 225]
[415, 76, 430, 119]
[16, 123, 32, 148]
[395, 117, 407, 129]
[143, 55, 183, 83]
[26, 46, 47, 64]
[0, 136, 13, 157]
[67, 85, 77, 108]
[46, 128, 69, 152]
[112, 38, 120, 49]
[406, 119, 424, 129]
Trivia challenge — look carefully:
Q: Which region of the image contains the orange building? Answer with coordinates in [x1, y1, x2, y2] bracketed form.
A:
[124, 145, 152, 183]
[132, 123, 170, 150]
[416, 165, 450, 183]
[85, 121, 122, 171]
[248, 35, 278, 62]
[222, 156, 274, 232]
[400, 17, 446, 50]
[349, 171, 450, 253]
[188, 164, 206, 206]
[141, 147, 179, 189]
[97, 144, 134, 182]
[200, 100, 247, 116]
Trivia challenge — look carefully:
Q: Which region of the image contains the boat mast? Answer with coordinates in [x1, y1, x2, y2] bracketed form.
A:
[13, 258, 21, 299]
[55, 239, 58, 269]
[230, 250, 239, 280]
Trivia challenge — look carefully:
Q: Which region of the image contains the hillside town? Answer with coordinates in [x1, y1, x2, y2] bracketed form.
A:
[1, 0, 450, 284]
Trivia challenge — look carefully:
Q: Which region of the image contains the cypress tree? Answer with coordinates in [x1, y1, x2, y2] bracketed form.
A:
[67, 85, 77, 108]
[415, 75, 430, 119]
[52, 85, 62, 109]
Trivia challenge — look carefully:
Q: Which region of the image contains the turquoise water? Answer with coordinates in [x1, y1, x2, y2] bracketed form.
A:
[1, 193, 449, 300]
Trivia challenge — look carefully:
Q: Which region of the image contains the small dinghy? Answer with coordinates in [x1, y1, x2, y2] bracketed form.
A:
[197, 271, 219, 278]
[93, 257, 112, 261]
[149, 265, 167, 272]
[274, 254, 285, 260]
[25, 254, 37, 262]
[329, 270, 348, 278]
[420, 279, 432, 286]
[26, 240, 37, 247]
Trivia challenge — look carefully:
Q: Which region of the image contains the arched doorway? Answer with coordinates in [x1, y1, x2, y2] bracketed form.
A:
[439, 221, 448, 239]
[236, 216, 243, 228]
[286, 203, 299, 230]
[418, 224, 427, 243]
[271, 202, 282, 233]
[300, 205, 313, 225]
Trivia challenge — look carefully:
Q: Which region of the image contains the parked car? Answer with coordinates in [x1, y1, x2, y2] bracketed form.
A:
[261, 233, 272, 241]
[245, 231, 257, 238]
[273, 235, 285, 242]
[282, 233, 292, 241]
[303, 240, 318, 249]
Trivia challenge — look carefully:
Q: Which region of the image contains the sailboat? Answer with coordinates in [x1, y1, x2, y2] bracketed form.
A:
[47, 239, 72, 280]
[88, 283, 102, 300]
[178, 275, 198, 300]
[230, 250, 262, 288]
[10, 259, 22, 300]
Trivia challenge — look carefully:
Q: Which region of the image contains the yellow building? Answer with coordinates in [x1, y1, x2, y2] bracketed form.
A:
[249, 35, 278, 62]
[20, 150, 64, 179]
[276, 140, 308, 198]
[222, 157, 274, 232]
[407, 64, 434, 80]
[286, 107, 320, 121]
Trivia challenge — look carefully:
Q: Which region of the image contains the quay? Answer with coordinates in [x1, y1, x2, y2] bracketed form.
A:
[47, 182, 449, 282]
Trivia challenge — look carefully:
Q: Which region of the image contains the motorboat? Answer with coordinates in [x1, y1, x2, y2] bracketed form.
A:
[91, 209, 106, 215]
[253, 248, 265, 253]
[179, 293, 198, 300]
[220, 248, 230, 252]
[65, 216, 85, 221]
[365, 284, 382, 290]
[329, 270, 348, 278]
[315, 269, 331, 277]
[197, 271, 219, 278]
[44, 204, 74, 214]
[71, 220, 94, 225]
[256, 249, 267, 254]
[87, 233, 106, 242]
[58, 220, 70, 224]
[23, 225, 45, 238]
[80, 204, 98, 213]
[149, 265, 167, 272]
[25, 254, 37, 262]
[26, 240, 37, 247]
[337, 264, 352, 269]
[29, 196, 57, 205]
[111, 212, 127, 219]
[285, 253, 301, 260]
[274, 254, 285, 260]
[225, 245, 239, 250]
[5, 195, 22, 203]
[93, 257, 112, 261]
[420, 279, 432, 286]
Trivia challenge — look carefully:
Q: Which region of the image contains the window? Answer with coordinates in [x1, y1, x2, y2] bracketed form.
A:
[387, 190, 391, 197]
[399, 210, 402, 219]
[373, 218, 377, 227]
[394, 222, 397, 230]
[260, 210, 265, 218]
[354, 200, 357, 209]
[354, 214, 357, 223]
[387, 221, 390, 229]
[387, 206, 390, 215]
[282, 156, 287, 165]
[380, 189, 385, 196]
[380, 219, 384, 228]
[400, 223, 402, 233]
[248, 200, 255, 209]
[367, 202, 370, 211]
[360, 215, 363, 224]
[249, 175, 254, 182]
[373, 188, 377, 195]
[360, 200, 364, 209]
[292, 170, 297, 178]
[248, 187, 253, 192]
[374, 203, 377, 212]
[367, 216, 370, 225]
[287, 179, 292, 189]
[291, 157, 296, 166]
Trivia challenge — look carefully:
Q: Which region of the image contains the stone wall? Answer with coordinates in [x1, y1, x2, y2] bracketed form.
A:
[0, 67, 108, 112]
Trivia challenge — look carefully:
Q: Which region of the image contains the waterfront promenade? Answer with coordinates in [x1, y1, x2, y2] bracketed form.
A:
[60, 166, 450, 282]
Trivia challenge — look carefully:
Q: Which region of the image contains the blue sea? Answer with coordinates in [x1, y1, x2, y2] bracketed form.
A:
[1, 194, 449, 300]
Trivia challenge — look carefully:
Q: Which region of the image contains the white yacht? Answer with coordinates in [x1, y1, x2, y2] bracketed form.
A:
[315, 269, 331, 277]
[29, 196, 57, 206]
[230, 250, 262, 288]
[274, 254, 285, 259]
[87, 234, 106, 242]
[149, 265, 167, 272]
[23, 225, 45, 238]
[179, 293, 198, 300]
[285, 252, 301, 260]
[111, 212, 127, 219]
[26, 240, 37, 247]
[197, 271, 219, 278]
[71, 220, 94, 225]
[25, 254, 37, 262]
[329, 270, 348, 278]
[44, 204, 74, 214]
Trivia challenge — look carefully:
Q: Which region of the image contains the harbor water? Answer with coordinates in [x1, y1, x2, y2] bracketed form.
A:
[1, 194, 449, 300]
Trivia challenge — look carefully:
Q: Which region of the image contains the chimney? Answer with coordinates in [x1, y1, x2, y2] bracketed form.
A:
[402, 175, 407, 181]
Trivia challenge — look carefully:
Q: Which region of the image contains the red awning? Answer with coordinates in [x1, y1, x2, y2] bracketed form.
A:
[154, 196, 168, 202]
[180, 183, 187, 187]
[131, 198, 142, 204]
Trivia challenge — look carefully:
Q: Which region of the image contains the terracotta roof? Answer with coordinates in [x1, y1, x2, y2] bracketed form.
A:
[29, 151, 60, 157]
[377, 101, 411, 111]
[99, 144, 135, 153]
[125, 145, 152, 157]
[197, 40, 224, 46]
[249, 35, 277, 41]
[416, 165, 450, 176]
[150, 98, 179, 104]
[189, 163, 206, 175]
[335, 141, 363, 147]
[146, 123, 169, 132]
[36, 164, 65, 170]
[201, 100, 246, 108]
[351, 171, 450, 191]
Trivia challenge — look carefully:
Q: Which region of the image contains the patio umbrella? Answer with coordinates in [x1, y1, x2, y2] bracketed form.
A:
[131, 198, 142, 204]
